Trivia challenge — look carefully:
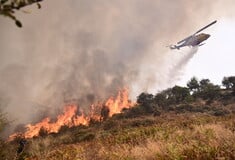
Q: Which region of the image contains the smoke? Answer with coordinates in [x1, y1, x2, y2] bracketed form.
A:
[0, 0, 235, 131]
[169, 47, 198, 84]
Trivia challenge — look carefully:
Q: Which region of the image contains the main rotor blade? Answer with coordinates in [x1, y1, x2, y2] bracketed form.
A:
[177, 35, 192, 44]
[194, 20, 217, 35]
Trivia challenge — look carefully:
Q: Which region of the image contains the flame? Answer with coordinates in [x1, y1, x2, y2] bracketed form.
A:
[17, 105, 88, 139]
[9, 88, 134, 140]
[105, 88, 134, 117]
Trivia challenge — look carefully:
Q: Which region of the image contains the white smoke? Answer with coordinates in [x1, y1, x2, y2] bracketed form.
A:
[169, 47, 198, 84]
[0, 0, 235, 132]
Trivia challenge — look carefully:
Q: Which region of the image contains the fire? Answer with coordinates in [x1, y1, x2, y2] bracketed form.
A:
[105, 88, 134, 117]
[9, 88, 134, 140]
[10, 105, 89, 139]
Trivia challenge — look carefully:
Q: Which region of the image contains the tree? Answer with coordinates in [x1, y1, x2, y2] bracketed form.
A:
[198, 79, 221, 103]
[222, 76, 235, 89]
[222, 77, 231, 89]
[154, 92, 167, 107]
[160, 88, 176, 105]
[171, 85, 190, 104]
[137, 93, 156, 113]
[0, 0, 43, 27]
[222, 76, 235, 95]
[137, 92, 154, 105]
[187, 77, 200, 92]
[199, 79, 210, 90]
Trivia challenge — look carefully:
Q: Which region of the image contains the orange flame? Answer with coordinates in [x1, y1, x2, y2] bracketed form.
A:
[105, 88, 134, 117]
[9, 88, 134, 140]
[23, 105, 88, 139]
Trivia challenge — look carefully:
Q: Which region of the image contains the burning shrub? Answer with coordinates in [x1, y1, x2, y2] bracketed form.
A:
[100, 105, 110, 121]
[38, 127, 49, 137]
[58, 125, 71, 133]
[8, 88, 135, 141]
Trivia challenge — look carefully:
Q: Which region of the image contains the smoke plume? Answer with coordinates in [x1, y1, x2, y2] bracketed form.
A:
[169, 47, 199, 84]
[0, 0, 235, 131]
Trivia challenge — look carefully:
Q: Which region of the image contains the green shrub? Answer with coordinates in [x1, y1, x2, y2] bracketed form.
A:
[103, 120, 120, 130]
[74, 132, 95, 142]
[129, 119, 156, 127]
[212, 109, 230, 116]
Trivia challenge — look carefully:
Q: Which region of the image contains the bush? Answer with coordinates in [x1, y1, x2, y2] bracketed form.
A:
[58, 125, 71, 133]
[198, 80, 221, 101]
[137, 93, 154, 105]
[38, 127, 49, 137]
[175, 104, 194, 113]
[121, 105, 146, 118]
[74, 132, 95, 142]
[154, 93, 168, 107]
[130, 119, 156, 127]
[103, 120, 120, 130]
[0, 111, 8, 134]
[212, 109, 230, 116]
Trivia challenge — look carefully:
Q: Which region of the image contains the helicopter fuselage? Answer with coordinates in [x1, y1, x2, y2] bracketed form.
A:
[168, 20, 216, 50]
[177, 33, 210, 48]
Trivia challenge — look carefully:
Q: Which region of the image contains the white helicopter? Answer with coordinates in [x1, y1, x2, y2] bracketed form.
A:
[168, 20, 217, 50]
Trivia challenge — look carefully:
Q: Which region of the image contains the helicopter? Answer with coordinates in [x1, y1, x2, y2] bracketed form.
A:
[168, 20, 217, 50]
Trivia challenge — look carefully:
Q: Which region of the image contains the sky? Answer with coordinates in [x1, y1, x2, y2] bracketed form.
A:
[177, 18, 235, 86]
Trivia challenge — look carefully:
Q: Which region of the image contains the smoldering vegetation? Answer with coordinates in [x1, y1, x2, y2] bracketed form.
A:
[0, 0, 235, 132]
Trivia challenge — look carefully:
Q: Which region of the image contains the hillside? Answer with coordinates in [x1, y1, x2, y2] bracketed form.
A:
[1, 77, 235, 160]
[3, 113, 235, 160]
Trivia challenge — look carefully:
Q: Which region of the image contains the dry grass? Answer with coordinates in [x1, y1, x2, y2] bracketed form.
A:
[2, 113, 235, 160]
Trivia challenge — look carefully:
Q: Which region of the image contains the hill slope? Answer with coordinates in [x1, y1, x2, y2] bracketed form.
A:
[1, 77, 235, 160]
[2, 110, 235, 159]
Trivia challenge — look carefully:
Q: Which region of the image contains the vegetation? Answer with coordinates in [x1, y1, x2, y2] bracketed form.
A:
[222, 76, 235, 95]
[0, 76, 235, 160]
[0, 111, 8, 134]
[2, 114, 234, 160]
[0, 0, 43, 27]
[120, 76, 234, 118]
[0, 96, 9, 133]
[0, 110, 10, 160]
